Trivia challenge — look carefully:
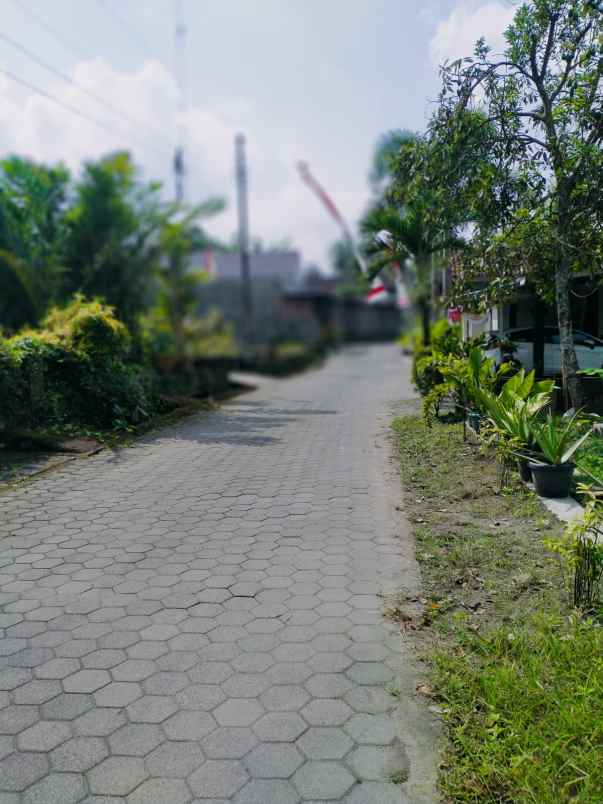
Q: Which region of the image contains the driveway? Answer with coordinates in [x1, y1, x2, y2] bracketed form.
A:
[0, 343, 436, 803]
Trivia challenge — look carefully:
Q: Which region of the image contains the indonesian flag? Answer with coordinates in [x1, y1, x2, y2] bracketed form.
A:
[367, 277, 389, 304]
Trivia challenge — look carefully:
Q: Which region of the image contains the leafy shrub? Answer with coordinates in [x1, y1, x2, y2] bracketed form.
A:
[41, 294, 131, 357]
[430, 318, 462, 355]
[414, 353, 444, 396]
[141, 306, 238, 359]
[0, 297, 163, 433]
[546, 487, 603, 611]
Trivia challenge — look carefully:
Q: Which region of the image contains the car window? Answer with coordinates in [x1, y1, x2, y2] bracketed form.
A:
[574, 330, 603, 347]
[508, 329, 533, 342]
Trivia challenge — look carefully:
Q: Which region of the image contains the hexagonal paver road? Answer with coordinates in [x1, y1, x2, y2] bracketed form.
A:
[0, 344, 437, 803]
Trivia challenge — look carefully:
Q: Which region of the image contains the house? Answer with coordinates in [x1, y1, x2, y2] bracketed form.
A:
[460, 278, 603, 378]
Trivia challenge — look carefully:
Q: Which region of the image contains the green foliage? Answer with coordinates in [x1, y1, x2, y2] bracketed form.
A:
[575, 437, 603, 486]
[423, 347, 512, 426]
[431, 0, 602, 405]
[475, 370, 555, 447]
[0, 298, 163, 433]
[532, 412, 593, 466]
[393, 413, 603, 803]
[40, 294, 131, 357]
[433, 613, 603, 803]
[141, 307, 238, 360]
[330, 239, 368, 299]
[546, 486, 603, 611]
[430, 319, 462, 355]
[0, 156, 70, 328]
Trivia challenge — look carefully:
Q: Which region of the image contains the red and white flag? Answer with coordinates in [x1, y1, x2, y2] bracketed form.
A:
[366, 277, 389, 304]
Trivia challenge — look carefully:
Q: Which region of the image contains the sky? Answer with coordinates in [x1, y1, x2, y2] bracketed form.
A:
[0, 0, 516, 272]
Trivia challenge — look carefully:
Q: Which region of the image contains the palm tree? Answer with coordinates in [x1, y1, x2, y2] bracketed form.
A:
[361, 201, 439, 345]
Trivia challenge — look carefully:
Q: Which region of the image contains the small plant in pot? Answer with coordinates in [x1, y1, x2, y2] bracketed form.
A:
[528, 413, 593, 498]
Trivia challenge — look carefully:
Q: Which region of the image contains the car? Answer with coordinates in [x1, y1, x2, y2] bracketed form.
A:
[485, 327, 603, 375]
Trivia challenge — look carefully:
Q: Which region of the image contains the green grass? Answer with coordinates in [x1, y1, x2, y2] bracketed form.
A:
[576, 437, 603, 486]
[392, 415, 603, 803]
[434, 615, 603, 803]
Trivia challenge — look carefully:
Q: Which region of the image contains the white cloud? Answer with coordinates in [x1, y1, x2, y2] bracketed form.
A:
[430, 1, 515, 67]
[0, 60, 362, 270]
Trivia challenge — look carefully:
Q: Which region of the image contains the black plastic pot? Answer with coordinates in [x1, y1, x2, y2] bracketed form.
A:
[518, 459, 532, 482]
[467, 411, 481, 433]
[528, 462, 574, 498]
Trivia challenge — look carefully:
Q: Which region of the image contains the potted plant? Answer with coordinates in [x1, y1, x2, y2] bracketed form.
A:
[475, 369, 554, 483]
[528, 413, 593, 498]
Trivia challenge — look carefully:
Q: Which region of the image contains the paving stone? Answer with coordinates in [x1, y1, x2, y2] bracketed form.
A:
[88, 755, 148, 796]
[127, 695, 177, 724]
[0, 668, 32, 690]
[146, 740, 204, 777]
[0, 752, 49, 791]
[51, 736, 108, 771]
[188, 759, 248, 798]
[253, 713, 307, 742]
[301, 699, 353, 727]
[82, 649, 127, 669]
[0, 706, 38, 734]
[112, 660, 157, 682]
[13, 680, 61, 705]
[108, 724, 163, 757]
[201, 727, 258, 760]
[296, 727, 353, 760]
[347, 744, 406, 781]
[22, 771, 86, 804]
[214, 699, 263, 727]
[344, 714, 398, 745]
[344, 687, 394, 715]
[95, 681, 142, 708]
[176, 684, 225, 711]
[74, 707, 127, 736]
[126, 778, 192, 804]
[0, 346, 434, 803]
[260, 685, 310, 712]
[63, 669, 111, 693]
[0, 737, 15, 761]
[163, 710, 216, 741]
[344, 781, 407, 803]
[233, 779, 300, 804]
[35, 659, 80, 680]
[293, 759, 356, 799]
[244, 742, 304, 778]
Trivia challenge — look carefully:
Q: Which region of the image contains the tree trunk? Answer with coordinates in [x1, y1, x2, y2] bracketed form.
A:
[419, 297, 431, 346]
[554, 255, 583, 409]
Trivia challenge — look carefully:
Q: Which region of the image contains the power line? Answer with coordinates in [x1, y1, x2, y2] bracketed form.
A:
[0, 32, 171, 154]
[96, 0, 155, 60]
[9, 0, 89, 62]
[0, 67, 169, 158]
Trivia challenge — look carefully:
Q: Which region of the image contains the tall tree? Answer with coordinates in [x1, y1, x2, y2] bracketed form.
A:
[369, 129, 415, 194]
[153, 199, 226, 360]
[63, 152, 166, 328]
[0, 157, 70, 330]
[434, 0, 603, 405]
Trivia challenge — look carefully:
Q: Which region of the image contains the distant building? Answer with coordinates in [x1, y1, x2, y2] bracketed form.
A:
[194, 249, 302, 286]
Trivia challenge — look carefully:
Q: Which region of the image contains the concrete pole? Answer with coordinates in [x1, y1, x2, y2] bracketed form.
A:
[235, 133, 253, 342]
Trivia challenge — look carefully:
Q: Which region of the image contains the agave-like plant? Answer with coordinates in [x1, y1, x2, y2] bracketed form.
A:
[474, 369, 555, 449]
[531, 412, 593, 466]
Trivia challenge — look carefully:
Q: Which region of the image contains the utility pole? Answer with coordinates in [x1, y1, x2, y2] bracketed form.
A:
[173, 0, 187, 202]
[235, 133, 253, 340]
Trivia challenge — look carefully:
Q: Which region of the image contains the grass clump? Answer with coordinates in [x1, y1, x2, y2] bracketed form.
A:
[435, 615, 603, 803]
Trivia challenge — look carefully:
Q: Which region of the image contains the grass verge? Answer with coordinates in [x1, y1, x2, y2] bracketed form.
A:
[392, 415, 603, 804]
